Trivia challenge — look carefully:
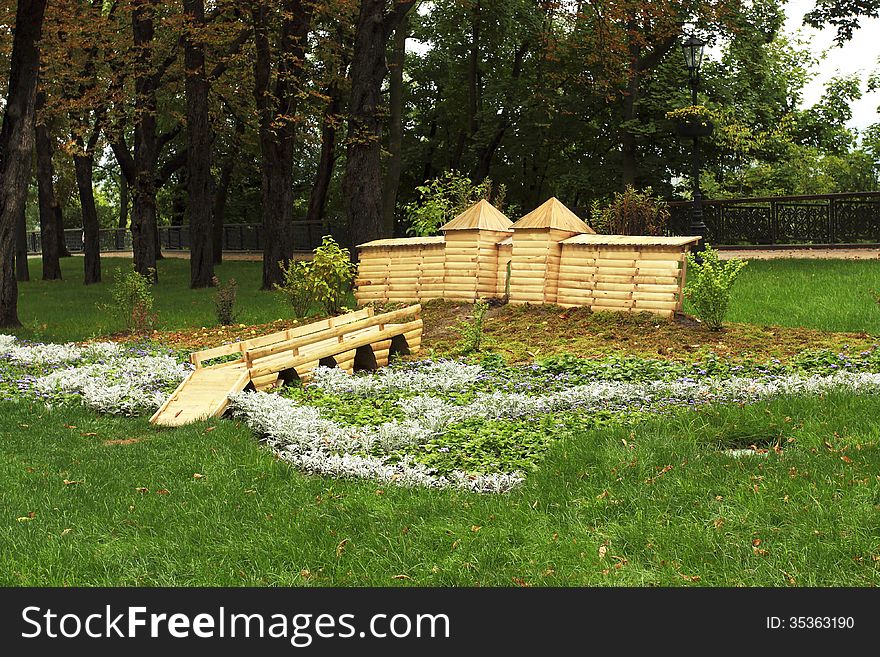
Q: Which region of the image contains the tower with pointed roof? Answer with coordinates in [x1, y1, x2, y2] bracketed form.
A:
[440, 199, 513, 301]
[508, 197, 594, 304]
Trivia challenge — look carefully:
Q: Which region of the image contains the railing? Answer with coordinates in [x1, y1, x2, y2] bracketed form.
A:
[25, 221, 331, 255]
[668, 192, 880, 246]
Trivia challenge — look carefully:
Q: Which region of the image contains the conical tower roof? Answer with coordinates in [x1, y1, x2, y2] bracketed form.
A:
[511, 197, 595, 233]
[440, 199, 513, 232]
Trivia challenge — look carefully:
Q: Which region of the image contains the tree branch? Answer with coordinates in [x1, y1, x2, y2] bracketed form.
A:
[383, 0, 419, 40]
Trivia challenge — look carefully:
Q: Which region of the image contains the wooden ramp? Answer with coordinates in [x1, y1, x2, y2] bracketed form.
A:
[150, 366, 250, 427]
[150, 305, 422, 427]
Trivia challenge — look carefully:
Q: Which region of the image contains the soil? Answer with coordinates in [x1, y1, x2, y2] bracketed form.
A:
[135, 300, 877, 364]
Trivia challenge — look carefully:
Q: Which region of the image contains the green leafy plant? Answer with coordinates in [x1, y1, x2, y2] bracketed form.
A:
[277, 237, 356, 318]
[455, 301, 490, 354]
[110, 266, 156, 334]
[277, 259, 316, 319]
[309, 236, 357, 315]
[684, 245, 748, 330]
[212, 276, 238, 326]
[666, 104, 714, 126]
[404, 170, 506, 236]
[590, 186, 670, 236]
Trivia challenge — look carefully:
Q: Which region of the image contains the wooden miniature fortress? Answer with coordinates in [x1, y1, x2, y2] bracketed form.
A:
[355, 197, 701, 318]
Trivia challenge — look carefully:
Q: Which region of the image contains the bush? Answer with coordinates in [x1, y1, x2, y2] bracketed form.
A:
[404, 170, 506, 236]
[277, 236, 356, 318]
[310, 236, 357, 315]
[110, 266, 156, 334]
[590, 186, 670, 236]
[455, 301, 489, 353]
[278, 259, 316, 319]
[212, 276, 238, 325]
[684, 245, 747, 331]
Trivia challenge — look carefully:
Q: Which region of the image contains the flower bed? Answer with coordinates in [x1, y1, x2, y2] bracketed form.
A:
[3, 333, 880, 493]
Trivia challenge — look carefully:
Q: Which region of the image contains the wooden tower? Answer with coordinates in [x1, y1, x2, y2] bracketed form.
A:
[440, 199, 513, 301]
[508, 197, 594, 304]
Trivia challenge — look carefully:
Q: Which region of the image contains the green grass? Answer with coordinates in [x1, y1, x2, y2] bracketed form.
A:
[695, 258, 880, 334]
[2, 394, 878, 586]
[12, 256, 291, 342]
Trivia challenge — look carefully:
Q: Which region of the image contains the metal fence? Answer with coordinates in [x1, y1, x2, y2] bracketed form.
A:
[26, 221, 331, 255]
[669, 192, 880, 246]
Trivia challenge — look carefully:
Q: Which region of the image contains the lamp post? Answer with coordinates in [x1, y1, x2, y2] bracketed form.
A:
[682, 34, 707, 255]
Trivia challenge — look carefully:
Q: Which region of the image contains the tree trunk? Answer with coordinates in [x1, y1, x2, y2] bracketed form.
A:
[118, 173, 128, 229]
[35, 92, 62, 280]
[212, 156, 233, 265]
[345, 0, 417, 250]
[0, 0, 47, 328]
[15, 203, 29, 282]
[381, 15, 407, 237]
[55, 205, 71, 257]
[306, 91, 341, 225]
[130, 0, 160, 282]
[251, 0, 313, 290]
[184, 0, 214, 289]
[74, 153, 101, 284]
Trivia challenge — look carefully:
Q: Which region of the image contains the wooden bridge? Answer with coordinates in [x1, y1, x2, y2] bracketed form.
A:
[150, 305, 423, 427]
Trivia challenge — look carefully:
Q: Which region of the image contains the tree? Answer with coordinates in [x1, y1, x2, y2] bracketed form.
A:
[34, 89, 63, 280]
[805, 0, 880, 43]
[0, 0, 48, 328]
[251, 0, 314, 290]
[184, 0, 213, 288]
[343, 0, 418, 251]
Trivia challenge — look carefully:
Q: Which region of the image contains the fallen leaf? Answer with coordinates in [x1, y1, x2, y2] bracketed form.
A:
[63, 479, 83, 486]
[471, 525, 481, 533]
[204, 427, 216, 433]
[60, 528, 72, 536]
[156, 489, 169, 495]
[392, 574, 411, 580]
[16, 516, 35, 522]
[336, 538, 349, 558]
[28, 511, 35, 518]
[451, 539, 461, 551]
[135, 487, 149, 494]
[512, 577, 531, 587]
[752, 538, 762, 547]
[80, 432, 98, 437]
[193, 473, 204, 479]
[680, 574, 701, 582]
[63, 425, 77, 429]
[598, 545, 607, 560]
[841, 455, 853, 464]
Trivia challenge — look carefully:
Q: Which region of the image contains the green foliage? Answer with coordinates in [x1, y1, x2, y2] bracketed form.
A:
[277, 237, 356, 318]
[684, 246, 748, 331]
[109, 266, 156, 334]
[212, 276, 238, 326]
[404, 171, 505, 236]
[309, 236, 357, 316]
[277, 260, 316, 319]
[590, 186, 670, 236]
[665, 104, 714, 126]
[455, 301, 489, 354]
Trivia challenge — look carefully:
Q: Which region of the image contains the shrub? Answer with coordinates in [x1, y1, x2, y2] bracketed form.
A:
[684, 245, 748, 331]
[212, 276, 238, 325]
[110, 266, 156, 334]
[277, 237, 357, 318]
[404, 170, 506, 236]
[455, 301, 489, 353]
[278, 259, 316, 319]
[309, 236, 357, 315]
[590, 186, 670, 236]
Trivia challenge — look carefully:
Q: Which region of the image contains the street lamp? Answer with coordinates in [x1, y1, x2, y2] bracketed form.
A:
[682, 34, 707, 255]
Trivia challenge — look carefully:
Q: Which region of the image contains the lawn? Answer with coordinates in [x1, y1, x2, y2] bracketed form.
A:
[717, 258, 880, 334]
[2, 254, 879, 587]
[2, 393, 878, 586]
